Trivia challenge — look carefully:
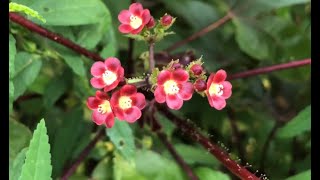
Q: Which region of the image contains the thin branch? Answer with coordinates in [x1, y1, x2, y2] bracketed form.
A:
[149, 42, 155, 73]
[228, 59, 311, 80]
[9, 12, 104, 62]
[157, 105, 260, 180]
[61, 128, 105, 180]
[165, 12, 233, 52]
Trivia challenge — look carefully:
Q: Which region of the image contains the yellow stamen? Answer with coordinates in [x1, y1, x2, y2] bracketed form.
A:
[129, 15, 142, 29]
[97, 100, 112, 114]
[102, 70, 117, 85]
[163, 80, 179, 95]
[119, 96, 132, 109]
[208, 83, 223, 96]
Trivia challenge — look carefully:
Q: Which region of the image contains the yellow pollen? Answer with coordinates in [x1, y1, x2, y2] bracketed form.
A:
[209, 83, 224, 96]
[129, 15, 142, 29]
[119, 96, 132, 109]
[163, 80, 179, 95]
[102, 70, 117, 85]
[97, 101, 112, 114]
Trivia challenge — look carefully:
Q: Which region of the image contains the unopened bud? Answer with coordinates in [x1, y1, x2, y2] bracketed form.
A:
[161, 14, 173, 26]
[146, 16, 155, 29]
[190, 64, 203, 76]
[194, 79, 207, 92]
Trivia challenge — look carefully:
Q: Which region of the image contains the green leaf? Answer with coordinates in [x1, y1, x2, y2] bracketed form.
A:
[9, 2, 46, 22]
[100, 28, 118, 58]
[19, 119, 52, 180]
[286, 169, 310, 180]
[9, 119, 32, 166]
[23, 0, 110, 26]
[234, 19, 275, 60]
[113, 152, 146, 180]
[10, 148, 28, 180]
[106, 120, 135, 160]
[13, 52, 42, 100]
[277, 105, 311, 138]
[91, 157, 113, 180]
[43, 74, 69, 108]
[9, 34, 16, 78]
[195, 167, 230, 180]
[61, 54, 86, 77]
[9, 81, 14, 113]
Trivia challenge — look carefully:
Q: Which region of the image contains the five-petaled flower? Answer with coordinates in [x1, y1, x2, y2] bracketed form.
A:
[90, 57, 124, 92]
[118, 3, 151, 34]
[111, 85, 146, 123]
[154, 69, 194, 110]
[206, 70, 232, 110]
[87, 91, 115, 128]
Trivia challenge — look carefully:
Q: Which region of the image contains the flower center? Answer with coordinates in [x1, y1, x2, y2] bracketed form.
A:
[102, 70, 117, 85]
[97, 100, 112, 114]
[129, 15, 142, 29]
[163, 80, 179, 95]
[119, 96, 132, 110]
[209, 83, 223, 96]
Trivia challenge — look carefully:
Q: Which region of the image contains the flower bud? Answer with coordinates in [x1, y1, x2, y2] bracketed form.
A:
[146, 16, 155, 29]
[190, 64, 203, 76]
[161, 14, 173, 26]
[172, 62, 182, 69]
[194, 79, 207, 92]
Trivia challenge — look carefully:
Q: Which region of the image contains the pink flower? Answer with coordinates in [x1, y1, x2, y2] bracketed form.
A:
[146, 16, 155, 29]
[87, 91, 115, 128]
[118, 3, 151, 34]
[90, 57, 124, 92]
[154, 69, 194, 110]
[161, 14, 173, 26]
[111, 85, 146, 123]
[205, 70, 232, 110]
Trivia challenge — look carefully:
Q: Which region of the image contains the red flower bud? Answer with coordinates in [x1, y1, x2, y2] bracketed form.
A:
[146, 16, 155, 29]
[172, 62, 182, 69]
[190, 64, 203, 76]
[194, 79, 207, 92]
[161, 14, 173, 26]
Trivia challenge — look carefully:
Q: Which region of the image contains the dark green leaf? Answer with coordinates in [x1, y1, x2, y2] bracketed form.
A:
[106, 120, 135, 160]
[277, 105, 311, 138]
[19, 119, 52, 180]
[91, 157, 113, 180]
[9, 34, 16, 78]
[195, 167, 230, 180]
[286, 169, 310, 180]
[61, 54, 86, 77]
[10, 148, 28, 180]
[10, 81, 14, 113]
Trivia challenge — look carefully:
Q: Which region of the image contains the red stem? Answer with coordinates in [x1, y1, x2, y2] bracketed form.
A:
[9, 12, 104, 62]
[157, 105, 260, 180]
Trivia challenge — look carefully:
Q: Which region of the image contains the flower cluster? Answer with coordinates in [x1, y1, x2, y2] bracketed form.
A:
[87, 58, 146, 128]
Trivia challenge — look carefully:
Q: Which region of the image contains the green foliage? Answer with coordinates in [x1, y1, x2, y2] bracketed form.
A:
[19, 119, 52, 180]
[277, 105, 311, 138]
[10, 148, 28, 180]
[286, 169, 310, 180]
[106, 120, 136, 160]
[195, 167, 230, 180]
[9, 2, 46, 22]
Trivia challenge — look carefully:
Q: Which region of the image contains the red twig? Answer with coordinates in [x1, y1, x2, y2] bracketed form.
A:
[9, 12, 104, 62]
[157, 105, 260, 180]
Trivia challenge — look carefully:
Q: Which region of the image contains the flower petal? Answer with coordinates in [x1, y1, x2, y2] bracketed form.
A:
[103, 80, 119, 92]
[177, 82, 194, 100]
[87, 97, 101, 109]
[118, 10, 132, 24]
[157, 70, 171, 85]
[119, 24, 133, 33]
[154, 86, 166, 103]
[129, 2, 143, 16]
[208, 95, 226, 110]
[166, 94, 183, 110]
[207, 73, 215, 88]
[130, 25, 144, 34]
[90, 77, 106, 89]
[91, 61, 106, 77]
[105, 57, 121, 72]
[117, 66, 125, 81]
[213, 69, 227, 83]
[172, 69, 189, 83]
[113, 106, 125, 120]
[95, 90, 109, 100]
[120, 85, 137, 96]
[110, 90, 121, 107]
[123, 107, 142, 123]
[141, 9, 151, 24]
[131, 93, 146, 109]
[221, 81, 232, 99]
[105, 113, 115, 128]
[92, 110, 107, 125]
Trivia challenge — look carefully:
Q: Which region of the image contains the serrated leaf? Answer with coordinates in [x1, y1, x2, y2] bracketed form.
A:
[13, 52, 42, 100]
[286, 169, 310, 180]
[61, 54, 86, 77]
[9, 34, 16, 78]
[106, 120, 135, 160]
[10, 148, 28, 180]
[277, 105, 311, 138]
[19, 119, 52, 180]
[195, 167, 230, 180]
[9, 2, 46, 22]
[20, 0, 110, 26]
[9, 119, 32, 166]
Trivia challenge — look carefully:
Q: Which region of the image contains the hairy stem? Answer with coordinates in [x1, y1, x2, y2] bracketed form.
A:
[228, 59, 311, 80]
[165, 12, 232, 52]
[157, 105, 260, 180]
[61, 128, 105, 180]
[149, 42, 155, 73]
[9, 12, 104, 62]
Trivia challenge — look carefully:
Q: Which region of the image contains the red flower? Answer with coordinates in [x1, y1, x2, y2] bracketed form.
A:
[146, 16, 155, 29]
[205, 70, 232, 110]
[90, 57, 124, 92]
[111, 85, 146, 123]
[87, 91, 115, 128]
[118, 3, 151, 34]
[154, 69, 194, 110]
[161, 14, 173, 26]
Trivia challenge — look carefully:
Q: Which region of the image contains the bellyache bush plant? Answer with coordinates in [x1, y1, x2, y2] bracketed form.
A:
[9, 1, 311, 180]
